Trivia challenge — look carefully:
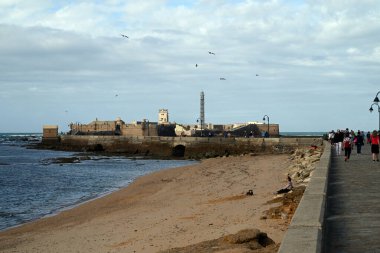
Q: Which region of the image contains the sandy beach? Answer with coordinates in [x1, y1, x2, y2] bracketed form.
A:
[0, 153, 306, 253]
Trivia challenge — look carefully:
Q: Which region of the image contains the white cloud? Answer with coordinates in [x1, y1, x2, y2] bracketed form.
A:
[1, 0, 380, 132]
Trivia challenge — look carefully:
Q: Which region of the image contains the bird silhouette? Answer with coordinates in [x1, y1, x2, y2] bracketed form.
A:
[195, 64, 198, 68]
[121, 34, 129, 38]
[256, 74, 259, 76]
[208, 51, 215, 55]
[220, 77, 226, 80]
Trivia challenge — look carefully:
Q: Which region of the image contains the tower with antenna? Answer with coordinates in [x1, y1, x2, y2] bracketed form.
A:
[200, 91, 205, 134]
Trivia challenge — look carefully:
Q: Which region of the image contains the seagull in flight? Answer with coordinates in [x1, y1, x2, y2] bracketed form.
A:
[208, 51, 215, 55]
[121, 34, 129, 38]
[220, 77, 226, 80]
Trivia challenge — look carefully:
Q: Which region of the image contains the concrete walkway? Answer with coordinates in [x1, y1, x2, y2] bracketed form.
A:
[323, 143, 380, 252]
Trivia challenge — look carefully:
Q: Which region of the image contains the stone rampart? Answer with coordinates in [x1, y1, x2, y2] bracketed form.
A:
[41, 135, 323, 158]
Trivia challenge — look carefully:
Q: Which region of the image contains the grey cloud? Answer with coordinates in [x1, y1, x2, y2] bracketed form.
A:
[1, 1, 380, 132]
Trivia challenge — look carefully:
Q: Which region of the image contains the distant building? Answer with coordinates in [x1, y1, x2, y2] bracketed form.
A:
[158, 109, 169, 124]
[43, 125, 58, 138]
[42, 125, 59, 144]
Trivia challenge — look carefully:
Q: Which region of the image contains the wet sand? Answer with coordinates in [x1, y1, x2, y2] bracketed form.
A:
[0, 154, 293, 253]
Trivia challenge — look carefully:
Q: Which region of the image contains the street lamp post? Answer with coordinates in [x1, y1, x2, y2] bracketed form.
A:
[370, 91, 380, 131]
[369, 103, 380, 131]
[373, 91, 380, 104]
[262, 115, 270, 137]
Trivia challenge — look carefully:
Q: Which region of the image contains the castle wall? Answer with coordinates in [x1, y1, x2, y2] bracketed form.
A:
[256, 124, 279, 136]
[121, 124, 158, 137]
[70, 121, 117, 133]
[43, 135, 322, 159]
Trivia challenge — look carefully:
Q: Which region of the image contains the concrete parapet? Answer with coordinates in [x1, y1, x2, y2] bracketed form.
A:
[304, 177, 328, 196]
[290, 194, 325, 227]
[278, 141, 331, 253]
[278, 227, 322, 253]
[311, 167, 328, 179]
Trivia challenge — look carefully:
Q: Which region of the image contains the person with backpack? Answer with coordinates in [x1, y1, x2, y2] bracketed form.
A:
[343, 132, 352, 162]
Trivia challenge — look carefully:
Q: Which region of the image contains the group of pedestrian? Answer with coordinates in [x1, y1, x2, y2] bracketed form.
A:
[328, 129, 379, 162]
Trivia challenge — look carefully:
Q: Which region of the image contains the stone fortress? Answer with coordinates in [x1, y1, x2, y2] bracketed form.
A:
[43, 92, 279, 140]
[44, 108, 279, 139]
[41, 92, 286, 158]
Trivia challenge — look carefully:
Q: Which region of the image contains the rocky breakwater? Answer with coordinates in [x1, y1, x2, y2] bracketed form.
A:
[287, 146, 323, 184]
[263, 145, 323, 226]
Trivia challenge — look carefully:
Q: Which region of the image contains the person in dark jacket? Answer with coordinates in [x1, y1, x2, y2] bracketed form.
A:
[355, 131, 364, 154]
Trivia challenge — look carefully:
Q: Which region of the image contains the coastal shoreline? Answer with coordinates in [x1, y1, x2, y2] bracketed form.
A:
[0, 149, 321, 253]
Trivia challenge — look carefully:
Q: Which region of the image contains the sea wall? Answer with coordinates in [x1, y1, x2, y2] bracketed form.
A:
[278, 140, 331, 253]
[41, 135, 323, 159]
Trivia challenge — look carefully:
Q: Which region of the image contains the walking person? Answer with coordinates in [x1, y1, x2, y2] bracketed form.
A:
[328, 130, 335, 145]
[343, 133, 352, 162]
[333, 129, 343, 155]
[356, 130, 364, 154]
[370, 130, 379, 162]
[367, 131, 371, 144]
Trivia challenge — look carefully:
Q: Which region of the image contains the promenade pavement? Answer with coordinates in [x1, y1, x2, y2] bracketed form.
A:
[323, 143, 380, 252]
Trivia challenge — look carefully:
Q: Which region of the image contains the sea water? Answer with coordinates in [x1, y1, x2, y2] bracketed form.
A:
[0, 133, 197, 231]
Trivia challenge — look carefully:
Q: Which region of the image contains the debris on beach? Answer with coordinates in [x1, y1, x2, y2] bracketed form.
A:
[158, 228, 278, 253]
[263, 186, 306, 223]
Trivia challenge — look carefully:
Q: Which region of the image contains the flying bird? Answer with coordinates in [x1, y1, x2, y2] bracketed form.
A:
[208, 51, 215, 55]
[121, 34, 129, 38]
[220, 77, 226, 80]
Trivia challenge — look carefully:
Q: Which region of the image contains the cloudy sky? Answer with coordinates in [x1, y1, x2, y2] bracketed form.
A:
[1, 0, 380, 133]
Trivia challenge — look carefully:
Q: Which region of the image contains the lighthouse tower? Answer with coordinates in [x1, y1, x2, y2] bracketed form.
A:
[200, 91, 205, 131]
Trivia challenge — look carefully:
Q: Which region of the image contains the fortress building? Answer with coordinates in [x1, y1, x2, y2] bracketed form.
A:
[158, 109, 169, 124]
[64, 109, 177, 138]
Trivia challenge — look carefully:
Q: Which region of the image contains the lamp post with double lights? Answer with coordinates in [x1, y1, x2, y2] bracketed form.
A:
[369, 103, 380, 131]
[262, 115, 270, 137]
[373, 91, 380, 104]
[370, 91, 380, 131]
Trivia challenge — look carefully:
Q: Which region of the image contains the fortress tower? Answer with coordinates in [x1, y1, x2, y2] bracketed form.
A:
[158, 109, 169, 124]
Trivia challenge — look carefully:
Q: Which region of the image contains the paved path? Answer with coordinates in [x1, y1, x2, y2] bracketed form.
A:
[324, 143, 380, 252]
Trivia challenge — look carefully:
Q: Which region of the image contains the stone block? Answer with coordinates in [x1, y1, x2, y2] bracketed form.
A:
[291, 194, 325, 227]
[311, 167, 328, 179]
[278, 226, 322, 253]
[304, 177, 327, 195]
